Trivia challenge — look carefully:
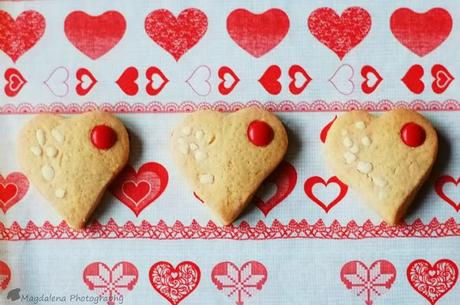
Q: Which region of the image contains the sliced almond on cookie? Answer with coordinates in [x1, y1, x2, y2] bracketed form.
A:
[325, 109, 438, 224]
[171, 106, 288, 225]
[17, 111, 130, 228]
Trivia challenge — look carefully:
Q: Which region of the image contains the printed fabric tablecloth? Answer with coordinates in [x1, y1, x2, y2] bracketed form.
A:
[1, 1, 460, 305]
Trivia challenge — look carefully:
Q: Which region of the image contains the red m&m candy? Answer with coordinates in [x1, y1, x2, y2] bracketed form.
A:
[91, 125, 117, 149]
[247, 120, 274, 147]
[400, 122, 426, 147]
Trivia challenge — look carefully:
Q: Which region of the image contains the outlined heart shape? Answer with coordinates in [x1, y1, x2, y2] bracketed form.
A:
[288, 65, 312, 95]
[341, 260, 396, 305]
[218, 66, 240, 95]
[186, 65, 211, 96]
[435, 175, 460, 212]
[320, 116, 337, 144]
[65, 11, 126, 60]
[83, 262, 138, 305]
[110, 162, 169, 216]
[76, 68, 97, 96]
[402, 64, 424, 94]
[304, 176, 348, 213]
[253, 161, 297, 216]
[149, 261, 200, 305]
[4, 68, 26, 97]
[44, 66, 70, 97]
[0, 172, 29, 214]
[146, 66, 169, 96]
[0, 261, 11, 290]
[329, 64, 354, 95]
[227, 8, 289, 58]
[431, 64, 454, 94]
[0, 10, 45, 62]
[407, 259, 458, 305]
[390, 8, 452, 57]
[308, 7, 371, 60]
[361, 65, 383, 94]
[258, 65, 282, 95]
[145, 8, 208, 61]
[212, 261, 268, 305]
[116, 66, 139, 96]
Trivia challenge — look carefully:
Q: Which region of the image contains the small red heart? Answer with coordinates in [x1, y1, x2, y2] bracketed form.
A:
[253, 161, 297, 216]
[116, 66, 139, 96]
[227, 8, 289, 58]
[146, 66, 169, 96]
[75, 68, 97, 96]
[4, 68, 26, 97]
[288, 65, 312, 95]
[431, 64, 454, 94]
[435, 175, 460, 212]
[361, 65, 383, 94]
[320, 116, 337, 143]
[0, 172, 29, 214]
[308, 7, 371, 60]
[0, 10, 46, 62]
[390, 8, 452, 57]
[402, 64, 424, 94]
[65, 11, 126, 60]
[145, 8, 208, 61]
[218, 66, 239, 95]
[110, 162, 169, 216]
[258, 65, 282, 95]
[304, 176, 348, 212]
[0, 261, 11, 290]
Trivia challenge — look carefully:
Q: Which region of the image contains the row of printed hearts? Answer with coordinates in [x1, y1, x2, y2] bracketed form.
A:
[0, 7, 453, 63]
[1, 259, 458, 305]
[1, 162, 459, 218]
[3, 63, 454, 98]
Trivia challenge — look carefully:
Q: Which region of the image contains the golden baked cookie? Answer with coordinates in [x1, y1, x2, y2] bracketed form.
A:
[325, 109, 438, 224]
[17, 111, 130, 229]
[171, 106, 288, 225]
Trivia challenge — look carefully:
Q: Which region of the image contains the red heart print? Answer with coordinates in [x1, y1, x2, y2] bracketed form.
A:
[227, 8, 289, 58]
[304, 176, 348, 213]
[431, 64, 454, 94]
[320, 116, 337, 143]
[341, 260, 396, 305]
[149, 261, 200, 305]
[145, 8, 208, 61]
[258, 65, 281, 95]
[0, 172, 29, 214]
[308, 7, 371, 60]
[116, 66, 139, 96]
[110, 162, 168, 217]
[253, 161, 297, 216]
[83, 262, 138, 305]
[4, 68, 26, 97]
[76, 68, 97, 96]
[361, 65, 383, 94]
[390, 8, 452, 57]
[212, 261, 267, 305]
[402, 64, 424, 94]
[0, 261, 11, 290]
[435, 176, 460, 212]
[0, 10, 45, 62]
[146, 66, 169, 96]
[407, 259, 458, 305]
[218, 66, 240, 95]
[64, 11, 126, 60]
[288, 65, 312, 95]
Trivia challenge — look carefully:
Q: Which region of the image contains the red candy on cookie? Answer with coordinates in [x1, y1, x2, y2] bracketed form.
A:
[400, 122, 426, 147]
[91, 125, 117, 149]
[247, 120, 274, 146]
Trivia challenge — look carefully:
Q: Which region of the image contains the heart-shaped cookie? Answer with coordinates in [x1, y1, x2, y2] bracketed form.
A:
[171, 106, 288, 224]
[17, 112, 129, 228]
[325, 109, 437, 224]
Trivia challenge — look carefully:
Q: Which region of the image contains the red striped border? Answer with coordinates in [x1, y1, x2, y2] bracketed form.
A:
[1, 100, 460, 114]
[0, 218, 458, 240]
